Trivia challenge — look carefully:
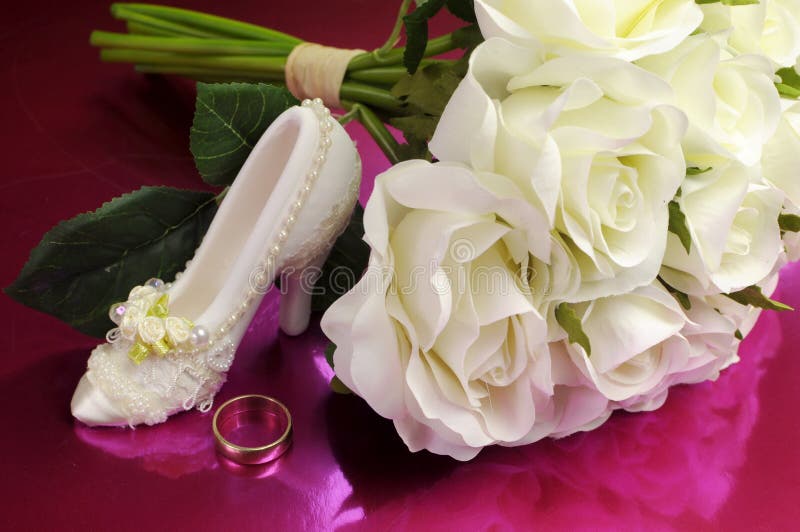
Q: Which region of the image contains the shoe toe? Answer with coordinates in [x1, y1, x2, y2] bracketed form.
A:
[71, 374, 127, 427]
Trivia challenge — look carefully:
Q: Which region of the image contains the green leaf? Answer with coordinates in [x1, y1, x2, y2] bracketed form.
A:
[734, 329, 744, 340]
[725, 285, 793, 311]
[776, 67, 800, 99]
[668, 200, 692, 254]
[451, 24, 483, 51]
[686, 166, 712, 175]
[395, 134, 432, 161]
[324, 342, 336, 368]
[392, 62, 462, 116]
[389, 115, 439, 144]
[777, 83, 800, 99]
[779, 213, 800, 232]
[696, 0, 760, 5]
[403, 0, 447, 74]
[311, 204, 371, 312]
[660, 277, 692, 310]
[555, 303, 592, 356]
[446, 0, 477, 22]
[391, 61, 464, 160]
[323, 342, 352, 394]
[5, 187, 217, 337]
[330, 376, 353, 395]
[190, 82, 298, 187]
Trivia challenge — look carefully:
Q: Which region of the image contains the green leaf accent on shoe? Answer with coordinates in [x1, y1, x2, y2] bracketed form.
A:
[403, 0, 447, 74]
[5, 187, 218, 338]
[668, 199, 692, 254]
[311, 204, 371, 312]
[725, 285, 793, 311]
[779, 213, 800, 233]
[190, 82, 298, 187]
[555, 303, 592, 356]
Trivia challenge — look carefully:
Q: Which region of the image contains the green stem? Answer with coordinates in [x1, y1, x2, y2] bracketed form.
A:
[112, 5, 224, 38]
[114, 3, 302, 43]
[342, 102, 401, 165]
[337, 106, 360, 126]
[91, 31, 295, 56]
[126, 21, 178, 36]
[339, 82, 405, 114]
[376, 0, 413, 55]
[100, 49, 287, 72]
[347, 60, 453, 84]
[215, 186, 230, 205]
[348, 31, 460, 71]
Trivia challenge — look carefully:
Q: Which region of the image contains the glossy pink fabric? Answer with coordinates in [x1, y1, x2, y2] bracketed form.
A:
[1, 1, 798, 529]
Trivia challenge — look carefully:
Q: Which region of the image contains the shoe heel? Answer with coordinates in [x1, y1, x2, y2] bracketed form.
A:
[279, 253, 328, 336]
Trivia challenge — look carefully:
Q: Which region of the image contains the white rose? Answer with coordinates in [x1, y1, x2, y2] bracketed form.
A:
[431, 38, 687, 302]
[638, 34, 781, 166]
[705, 264, 783, 338]
[660, 162, 783, 295]
[475, 0, 703, 61]
[619, 292, 741, 413]
[700, 0, 800, 68]
[763, 99, 800, 207]
[558, 283, 687, 402]
[321, 160, 560, 460]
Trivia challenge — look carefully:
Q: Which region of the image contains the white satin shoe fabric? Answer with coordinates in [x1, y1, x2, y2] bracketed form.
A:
[71, 99, 361, 427]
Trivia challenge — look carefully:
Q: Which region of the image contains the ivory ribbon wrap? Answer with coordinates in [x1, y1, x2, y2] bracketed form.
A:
[285, 43, 365, 108]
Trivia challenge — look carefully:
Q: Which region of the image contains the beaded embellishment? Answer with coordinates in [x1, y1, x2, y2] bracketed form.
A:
[87, 98, 350, 426]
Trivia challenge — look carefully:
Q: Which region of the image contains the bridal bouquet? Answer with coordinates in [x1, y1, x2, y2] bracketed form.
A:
[8, 1, 800, 460]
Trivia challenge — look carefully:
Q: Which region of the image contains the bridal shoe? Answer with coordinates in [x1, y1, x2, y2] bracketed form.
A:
[71, 99, 361, 427]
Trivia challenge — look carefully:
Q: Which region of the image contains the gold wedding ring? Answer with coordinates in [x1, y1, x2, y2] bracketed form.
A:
[212, 395, 292, 465]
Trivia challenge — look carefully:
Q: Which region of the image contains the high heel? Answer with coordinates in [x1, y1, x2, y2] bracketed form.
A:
[71, 99, 361, 427]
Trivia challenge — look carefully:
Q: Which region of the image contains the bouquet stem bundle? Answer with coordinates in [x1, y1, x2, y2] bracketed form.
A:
[91, 2, 469, 164]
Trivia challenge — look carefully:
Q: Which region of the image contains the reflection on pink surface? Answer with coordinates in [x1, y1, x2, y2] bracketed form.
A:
[74, 408, 218, 479]
[332, 311, 782, 530]
[64, 291, 781, 529]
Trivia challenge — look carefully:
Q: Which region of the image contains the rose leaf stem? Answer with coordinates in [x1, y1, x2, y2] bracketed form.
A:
[376, 0, 413, 55]
[114, 3, 303, 44]
[126, 21, 180, 37]
[91, 31, 295, 56]
[347, 60, 453, 84]
[347, 31, 460, 71]
[100, 49, 287, 73]
[339, 82, 406, 114]
[111, 5, 224, 38]
[342, 101, 401, 165]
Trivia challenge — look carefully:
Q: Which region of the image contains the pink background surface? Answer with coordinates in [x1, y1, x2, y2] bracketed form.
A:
[1, 1, 798, 529]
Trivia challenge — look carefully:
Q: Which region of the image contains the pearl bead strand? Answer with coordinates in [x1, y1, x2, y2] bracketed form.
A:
[166, 98, 334, 360]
